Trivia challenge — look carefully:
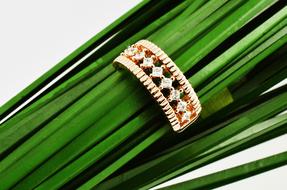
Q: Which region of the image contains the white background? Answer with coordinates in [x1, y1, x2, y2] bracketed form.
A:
[0, 1, 286, 189]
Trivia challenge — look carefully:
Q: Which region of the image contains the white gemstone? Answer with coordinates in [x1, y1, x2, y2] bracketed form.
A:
[141, 57, 154, 67]
[151, 67, 163, 77]
[161, 78, 173, 89]
[134, 51, 145, 60]
[125, 47, 137, 56]
[170, 89, 180, 101]
[182, 111, 191, 122]
[177, 101, 187, 112]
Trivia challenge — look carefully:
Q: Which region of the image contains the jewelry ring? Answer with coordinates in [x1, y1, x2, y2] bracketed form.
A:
[113, 40, 201, 132]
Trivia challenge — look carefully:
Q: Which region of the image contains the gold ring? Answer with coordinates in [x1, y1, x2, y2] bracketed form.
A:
[113, 40, 201, 132]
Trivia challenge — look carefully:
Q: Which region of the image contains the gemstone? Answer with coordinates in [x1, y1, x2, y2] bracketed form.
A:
[151, 67, 163, 77]
[182, 111, 191, 122]
[141, 57, 154, 67]
[125, 46, 137, 56]
[170, 89, 180, 101]
[134, 51, 145, 60]
[177, 101, 187, 112]
[161, 78, 173, 89]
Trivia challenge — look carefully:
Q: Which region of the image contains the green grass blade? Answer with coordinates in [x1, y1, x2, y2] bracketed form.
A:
[152, 0, 232, 51]
[199, 28, 287, 103]
[191, 6, 287, 87]
[161, 150, 287, 190]
[78, 127, 168, 190]
[232, 45, 287, 100]
[177, 0, 278, 72]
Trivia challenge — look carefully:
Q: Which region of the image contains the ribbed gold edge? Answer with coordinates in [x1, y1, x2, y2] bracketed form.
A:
[136, 40, 201, 130]
[113, 56, 181, 131]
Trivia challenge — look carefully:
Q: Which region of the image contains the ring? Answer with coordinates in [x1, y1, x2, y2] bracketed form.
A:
[113, 40, 201, 132]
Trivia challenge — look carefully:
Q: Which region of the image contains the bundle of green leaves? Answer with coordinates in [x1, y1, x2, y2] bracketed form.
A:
[0, 0, 286, 189]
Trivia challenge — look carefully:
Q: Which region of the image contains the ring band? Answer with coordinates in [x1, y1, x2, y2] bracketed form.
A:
[113, 40, 201, 132]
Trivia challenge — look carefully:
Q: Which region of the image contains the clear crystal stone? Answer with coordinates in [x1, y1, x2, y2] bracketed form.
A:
[161, 78, 173, 89]
[134, 51, 145, 60]
[182, 111, 191, 122]
[141, 57, 154, 67]
[177, 101, 187, 112]
[170, 89, 180, 101]
[125, 47, 137, 56]
[151, 67, 163, 77]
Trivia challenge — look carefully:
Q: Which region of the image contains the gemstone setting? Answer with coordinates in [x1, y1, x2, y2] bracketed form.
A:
[151, 67, 163, 77]
[177, 100, 187, 112]
[170, 89, 180, 101]
[125, 46, 137, 56]
[141, 57, 154, 67]
[182, 111, 191, 122]
[161, 77, 173, 89]
[134, 51, 145, 60]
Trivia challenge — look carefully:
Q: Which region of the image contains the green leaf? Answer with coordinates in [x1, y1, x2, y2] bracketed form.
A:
[0, 1, 286, 189]
[160, 150, 287, 190]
